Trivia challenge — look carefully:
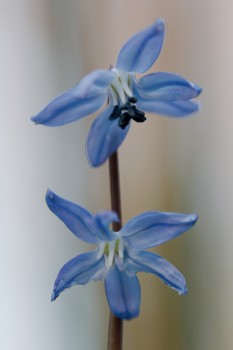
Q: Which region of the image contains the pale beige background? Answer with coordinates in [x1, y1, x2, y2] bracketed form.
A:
[1, 0, 232, 349]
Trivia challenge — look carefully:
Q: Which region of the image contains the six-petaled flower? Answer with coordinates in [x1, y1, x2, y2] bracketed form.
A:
[47, 189, 198, 320]
[32, 19, 202, 167]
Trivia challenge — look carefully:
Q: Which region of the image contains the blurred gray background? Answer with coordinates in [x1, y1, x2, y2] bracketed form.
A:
[1, 0, 232, 349]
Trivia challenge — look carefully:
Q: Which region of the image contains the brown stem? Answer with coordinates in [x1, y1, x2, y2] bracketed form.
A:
[107, 314, 123, 350]
[107, 151, 123, 350]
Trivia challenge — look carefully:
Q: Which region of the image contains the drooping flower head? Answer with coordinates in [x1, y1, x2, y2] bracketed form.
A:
[47, 189, 198, 320]
[32, 20, 202, 167]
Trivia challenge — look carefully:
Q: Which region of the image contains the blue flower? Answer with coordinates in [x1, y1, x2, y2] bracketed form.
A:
[47, 189, 198, 320]
[32, 19, 202, 167]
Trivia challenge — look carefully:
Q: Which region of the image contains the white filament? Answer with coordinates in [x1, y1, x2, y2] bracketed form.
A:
[118, 237, 124, 260]
[97, 241, 105, 260]
[108, 241, 116, 267]
[110, 68, 134, 106]
[98, 235, 125, 269]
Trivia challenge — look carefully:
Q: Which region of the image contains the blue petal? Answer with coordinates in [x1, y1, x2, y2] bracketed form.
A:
[95, 211, 120, 240]
[31, 92, 105, 126]
[52, 250, 107, 301]
[105, 265, 141, 320]
[31, 70, 114, 126]
[74, 70, 115, 98]
[116, 19, 165, 73]
[86, 104, 130, 167]
[127, 250, 187, 295]
[46, 189, 100, 244]
[136, 98, 200, 117]
[135, 72, 202, 101]
[120, 211, 198, 249]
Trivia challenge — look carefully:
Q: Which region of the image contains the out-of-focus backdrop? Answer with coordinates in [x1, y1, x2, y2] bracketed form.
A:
[1, 0, 232, 349]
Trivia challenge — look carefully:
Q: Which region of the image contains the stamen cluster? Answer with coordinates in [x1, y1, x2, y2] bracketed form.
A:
[97, 237, 124, 269]
[109, 69, 146, 129]
[109, 97, 146, 129]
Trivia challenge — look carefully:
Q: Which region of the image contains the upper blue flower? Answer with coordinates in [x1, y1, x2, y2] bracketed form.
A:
[47, 189, 198, 320]
[32, 19, 202, 167]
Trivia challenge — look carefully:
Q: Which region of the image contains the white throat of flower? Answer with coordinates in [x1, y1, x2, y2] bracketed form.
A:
[108, 68, 146, 130]
[110, 68, 134, 106]
[97, 236, 124, 269]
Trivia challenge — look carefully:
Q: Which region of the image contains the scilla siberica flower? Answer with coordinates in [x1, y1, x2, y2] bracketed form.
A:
[32, 19, 202, 167]
[47, 189, 198, 320]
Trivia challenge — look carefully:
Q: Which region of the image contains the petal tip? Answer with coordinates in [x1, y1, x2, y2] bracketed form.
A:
[51, 290, 58, 302]
[178, 285, 188, 295]
[155, 18, 165, 32]
[196, 85, 203, 96]
[30, 115, 38, 124]
[190, 83, 202, 97]
[190, 213, 199, 224]
[86, 151, 103, 168]
[30, 111, 53, 126]
[46, 188, 55, 201]
[87, 155, 102, 168]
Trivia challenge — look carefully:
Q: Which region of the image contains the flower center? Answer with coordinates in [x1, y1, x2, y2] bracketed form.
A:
[97, 237, 124, 269]
[109, 68, 146, 129]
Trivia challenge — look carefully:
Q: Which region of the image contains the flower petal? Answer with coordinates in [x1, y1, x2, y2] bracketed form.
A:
[136, 98, 200, 117]
[52, 250, 107, 301]
[135, 72, 202, 101]
[31, 70, 114, 126]
[127, 250, 187, 295]
[116, 19, 165, 73]
[120, 211, 198, 249]
[75, 70, 115, 98]
[86, 104, 130, 167]
[95, 211, 120, 240]
[46, 189, 100, 244]
[105, 265, 141, 319]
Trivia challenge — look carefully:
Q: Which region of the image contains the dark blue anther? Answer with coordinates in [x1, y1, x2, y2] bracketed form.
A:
[109, 97, 146, 129]
[109, 105, 121, 120]
[128, 97, 137, 104]
[118, 113, 131, 129]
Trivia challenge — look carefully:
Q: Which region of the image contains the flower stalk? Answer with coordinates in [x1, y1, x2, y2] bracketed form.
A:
[108, 151, 123, 350]
[107, 313, 123, 350]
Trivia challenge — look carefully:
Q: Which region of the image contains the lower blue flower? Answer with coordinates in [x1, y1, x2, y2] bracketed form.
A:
[47, 189, 198, 320]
